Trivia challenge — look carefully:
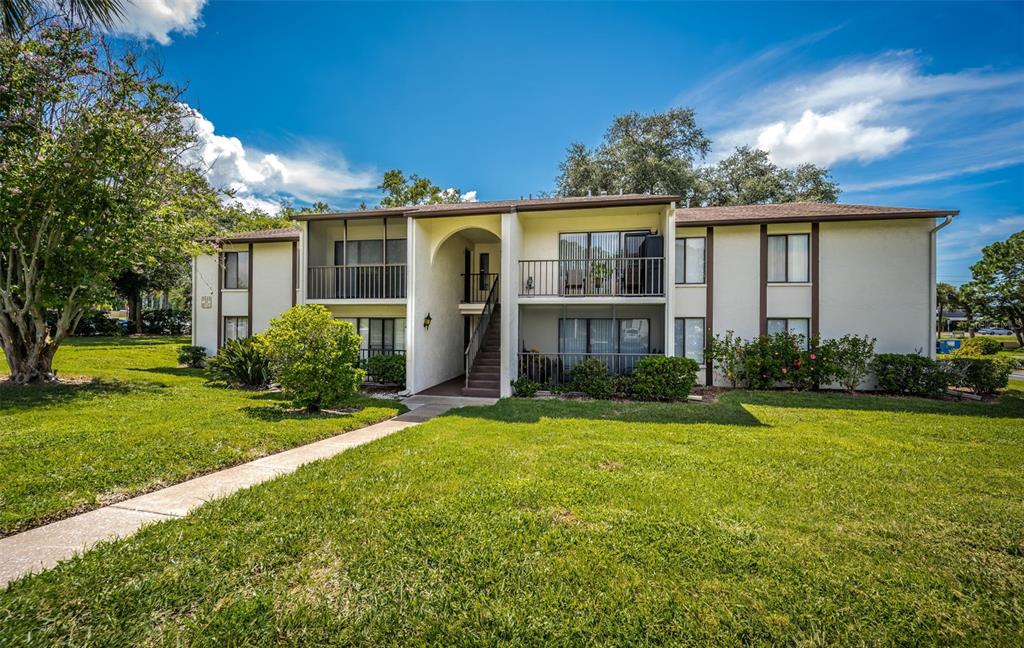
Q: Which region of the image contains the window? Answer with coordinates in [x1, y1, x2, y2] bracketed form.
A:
[223, 252, 249, 289]
[385, 239, 407, 264]
[767, 318, 810, 348]
[558, 230, 652, 261]
[223, 316, 248, 342]
[675, 237, 706, 284]
[767, 234, 809, 283]
[339, 317, 406, 354]
[674, 318, 705, 364]
[557, 318, 651, 355]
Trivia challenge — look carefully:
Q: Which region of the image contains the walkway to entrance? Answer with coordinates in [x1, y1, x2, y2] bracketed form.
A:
[1, 393, 496, 589]
[416, 375, 467, 396]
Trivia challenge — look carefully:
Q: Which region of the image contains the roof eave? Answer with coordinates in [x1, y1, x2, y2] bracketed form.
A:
[675, 209, 960, 227]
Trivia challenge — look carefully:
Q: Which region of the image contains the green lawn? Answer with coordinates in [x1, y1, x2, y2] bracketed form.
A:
[2, 382, 1022, 645]
[0, 337, 402, 535]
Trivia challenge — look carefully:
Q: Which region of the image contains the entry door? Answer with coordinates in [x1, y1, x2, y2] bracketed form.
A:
[479, 253, 490, 292]
[463, 249, 471, 302]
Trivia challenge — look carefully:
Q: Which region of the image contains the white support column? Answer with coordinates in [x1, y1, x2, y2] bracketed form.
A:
[405, 218, 421, 394]
[662, 203, 677, 358]
[298, 220, 308, 305]
[500, 209, 521, 397]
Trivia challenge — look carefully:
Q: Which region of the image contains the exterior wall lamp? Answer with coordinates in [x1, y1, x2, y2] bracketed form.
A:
[423, 312, 432, 329]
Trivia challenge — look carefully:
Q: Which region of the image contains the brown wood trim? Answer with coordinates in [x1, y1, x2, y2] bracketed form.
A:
[811, 222, 820, 339]
[291, 240, 298, 306]
[675, 209, 959, 227]
[247, 243, 253, 337]
[705, 227, 714, 386]
[216, 252, 223, 350]
[759, 224, 768, 336]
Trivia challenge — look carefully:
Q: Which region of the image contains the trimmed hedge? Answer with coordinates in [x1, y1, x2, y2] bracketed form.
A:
[364, 354, 405, 386]
[569, 358, 614, 399]
[941, 356, 1012, 395]
[870, 353, 947, 398]
[510, 376, 541, 398]
[141, 309, 190, 335]
[177, 345, 207, 368]
[955, 336, 1004, 356]
[630, 355, 699, 401]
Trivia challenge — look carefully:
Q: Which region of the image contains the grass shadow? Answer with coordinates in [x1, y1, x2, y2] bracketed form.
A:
[0, 378, 161, 410]
[240, 405, 359, 422]
[445, 396, 768, 427]
[127, 366, 205, 379]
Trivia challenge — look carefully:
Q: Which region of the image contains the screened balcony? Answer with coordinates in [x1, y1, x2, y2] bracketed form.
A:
[306, 216, 407, 300]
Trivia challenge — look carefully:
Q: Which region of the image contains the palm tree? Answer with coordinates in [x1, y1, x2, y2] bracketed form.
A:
[2, 0, 124, 37]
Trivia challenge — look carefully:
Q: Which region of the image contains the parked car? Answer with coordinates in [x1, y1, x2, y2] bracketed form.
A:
[977, 327, 1012, 335]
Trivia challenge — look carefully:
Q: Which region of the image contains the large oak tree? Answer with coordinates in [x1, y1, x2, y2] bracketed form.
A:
[0, 19, 207, 382]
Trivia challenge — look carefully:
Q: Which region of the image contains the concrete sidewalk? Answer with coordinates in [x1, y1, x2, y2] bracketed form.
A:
[0, 393, 496, 588]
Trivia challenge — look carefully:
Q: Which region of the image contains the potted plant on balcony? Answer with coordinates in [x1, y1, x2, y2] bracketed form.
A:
[591, 260, 613, 293]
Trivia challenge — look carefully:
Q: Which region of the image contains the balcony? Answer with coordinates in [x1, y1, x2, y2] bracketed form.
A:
[518, 258, 664, 298]
[461, 272, 500, 303]
[360, 347, 405, 383]
[307, 265, 407, 300]
[518, 351, 658, 385]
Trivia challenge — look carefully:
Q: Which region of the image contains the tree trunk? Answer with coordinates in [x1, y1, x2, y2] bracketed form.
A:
[128, 291, 143, 334]
[1, 335, 58, 383]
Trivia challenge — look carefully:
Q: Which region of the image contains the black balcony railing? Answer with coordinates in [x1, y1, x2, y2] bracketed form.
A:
[518, 351, 657, 385]
[518, 258, 664, 297]
[307, 265, 406, 300]
[461, 272, 499, 303]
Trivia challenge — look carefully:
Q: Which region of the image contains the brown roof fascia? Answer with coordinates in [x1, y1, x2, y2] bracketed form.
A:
[675, 209, 959, 227]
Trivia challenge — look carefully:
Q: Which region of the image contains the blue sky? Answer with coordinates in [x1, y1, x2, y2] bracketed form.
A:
[112, 1, 1023, 285]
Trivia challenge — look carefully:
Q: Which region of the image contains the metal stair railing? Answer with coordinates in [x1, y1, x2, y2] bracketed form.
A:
[464, 278, 500, 389]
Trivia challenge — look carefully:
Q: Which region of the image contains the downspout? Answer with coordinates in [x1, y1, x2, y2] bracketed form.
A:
[928, 214, 956, 357]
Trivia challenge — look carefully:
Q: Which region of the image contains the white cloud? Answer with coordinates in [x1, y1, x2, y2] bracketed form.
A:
[462, 190, 478, 202]
[756, 101, 911, 166]
[110, 0, 206, 45]
[181, 106, 377, 212]
[707, 51, 1024, 169]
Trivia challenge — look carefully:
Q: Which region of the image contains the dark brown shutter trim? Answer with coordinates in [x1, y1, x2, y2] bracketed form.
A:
[811, 222, 820, 339]
[247, 243, 254, 337]
[705, 227, 714, 386]
[759, 224, 768, 337]
[216, 251, 223, 350]
[291, 240, 298, 306]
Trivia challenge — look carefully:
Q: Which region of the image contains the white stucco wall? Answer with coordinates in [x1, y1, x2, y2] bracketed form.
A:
[251, 242, 295, 333]
[711, 225, 760, 340]
[192, 253, 219, 353]
[409, 220, 479, 392]
[819, 219, 933, 354]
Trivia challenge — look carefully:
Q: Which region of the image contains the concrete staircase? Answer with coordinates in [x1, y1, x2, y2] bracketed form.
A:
[462, 306, 501, 398]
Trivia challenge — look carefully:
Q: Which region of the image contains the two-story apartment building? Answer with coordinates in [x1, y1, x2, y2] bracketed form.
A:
[191, 195, 957, 398]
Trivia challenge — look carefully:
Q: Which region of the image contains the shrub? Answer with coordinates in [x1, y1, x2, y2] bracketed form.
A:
[708, 331, 746, 387]
[511, 375, 541, 398]
[955, 336, 1004, 356]
[870, 353, 948, 398]
[941, 356, 1012, 395]
[364, 354, 405, 386]
[569, 358, 613, 399]
[612, 375, 635, 399]
[741, 333, 802, 390]
[630, 355, 699, 401]
[206, 337, 273, 388]
[830, 334, 876, 392]
[261, 305, 364, 411]
[141, 308, 190, 335]
[177, 345, 207, 368]
[76, 310, 123, 336]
